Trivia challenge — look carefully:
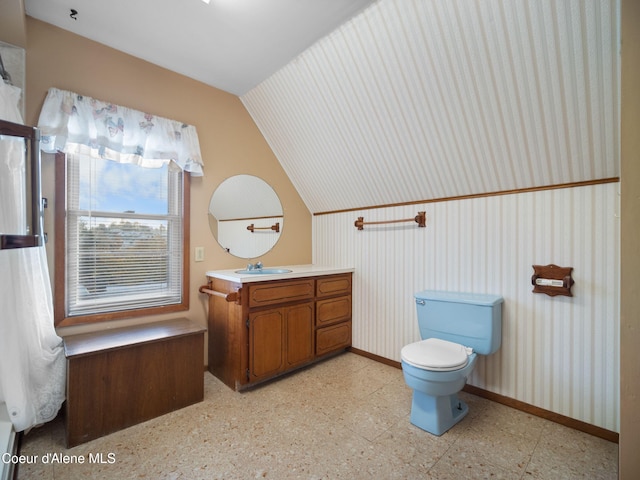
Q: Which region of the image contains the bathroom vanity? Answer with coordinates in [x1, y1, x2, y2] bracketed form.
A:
[203, 266, 353, 390]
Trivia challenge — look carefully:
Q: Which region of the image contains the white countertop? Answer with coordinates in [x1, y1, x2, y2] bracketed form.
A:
[206, 264, 354, 283]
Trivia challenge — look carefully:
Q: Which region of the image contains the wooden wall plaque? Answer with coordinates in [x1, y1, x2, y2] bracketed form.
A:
[531, 264, 574, 297]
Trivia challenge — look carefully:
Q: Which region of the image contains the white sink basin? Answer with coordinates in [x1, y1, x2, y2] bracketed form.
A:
[234, 268, 293, 275]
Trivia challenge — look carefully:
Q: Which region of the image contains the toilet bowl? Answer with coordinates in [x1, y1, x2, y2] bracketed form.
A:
[401, 339, 477, 435]
[401, 290, 503, 436]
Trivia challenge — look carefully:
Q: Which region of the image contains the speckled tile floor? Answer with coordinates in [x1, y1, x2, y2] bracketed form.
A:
[15, 353, 618, 479]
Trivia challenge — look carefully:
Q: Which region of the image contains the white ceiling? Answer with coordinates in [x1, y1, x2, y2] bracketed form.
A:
[24, 0, 375, 95]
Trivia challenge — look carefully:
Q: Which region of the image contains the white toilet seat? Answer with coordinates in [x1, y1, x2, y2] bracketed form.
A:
[401, 338, 472, 371]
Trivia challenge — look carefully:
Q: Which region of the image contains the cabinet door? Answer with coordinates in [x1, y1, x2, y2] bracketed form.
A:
[249, 309, 285, 381]
[285, 302, 314, 368]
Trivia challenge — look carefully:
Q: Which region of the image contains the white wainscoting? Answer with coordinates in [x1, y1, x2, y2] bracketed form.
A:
[313, 182, 620, 432]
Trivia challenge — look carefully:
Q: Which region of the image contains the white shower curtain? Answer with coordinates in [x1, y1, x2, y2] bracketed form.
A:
[0, 82, 65, 432]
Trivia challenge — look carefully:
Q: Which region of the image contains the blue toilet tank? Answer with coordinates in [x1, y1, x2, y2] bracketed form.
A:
[415, 290, 503, 355]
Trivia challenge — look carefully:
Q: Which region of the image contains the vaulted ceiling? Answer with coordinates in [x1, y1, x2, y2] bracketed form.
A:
[242, 0, 619, 214]
[24, 0, 620, 215]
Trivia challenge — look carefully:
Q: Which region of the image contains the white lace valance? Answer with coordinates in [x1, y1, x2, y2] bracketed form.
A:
[37, 88, 204, 176]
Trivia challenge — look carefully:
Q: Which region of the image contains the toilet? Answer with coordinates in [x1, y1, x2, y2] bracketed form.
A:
[401, 290, 503, 436]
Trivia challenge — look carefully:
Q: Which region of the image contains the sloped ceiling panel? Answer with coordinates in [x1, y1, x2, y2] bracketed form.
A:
[242, 0, 619, 214]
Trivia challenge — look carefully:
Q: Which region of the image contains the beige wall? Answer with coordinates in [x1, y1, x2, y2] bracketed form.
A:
[0, 0, 26, 48]
[23, 18, 312, 339]
[620, 0, 640, 476]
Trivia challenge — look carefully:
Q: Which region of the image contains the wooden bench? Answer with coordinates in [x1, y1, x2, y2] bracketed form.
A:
[63, 318, 206, 447]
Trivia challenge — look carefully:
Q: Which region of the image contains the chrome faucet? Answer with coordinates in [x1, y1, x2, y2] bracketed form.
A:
[246, 261, 263, 271]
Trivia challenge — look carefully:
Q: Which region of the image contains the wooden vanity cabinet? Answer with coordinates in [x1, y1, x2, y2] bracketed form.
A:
[206, 273, 352, 390]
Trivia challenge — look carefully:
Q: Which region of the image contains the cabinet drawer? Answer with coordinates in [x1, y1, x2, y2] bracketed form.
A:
[316, 295, 351, 327]
[316, 321, 352, 356]
[316, 274, 352, 298]
[248, 279, 315, 308]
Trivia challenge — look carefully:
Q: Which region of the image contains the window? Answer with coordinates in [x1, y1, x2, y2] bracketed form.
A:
[54, 152, 190, 326]
[38, 88, 202, 326]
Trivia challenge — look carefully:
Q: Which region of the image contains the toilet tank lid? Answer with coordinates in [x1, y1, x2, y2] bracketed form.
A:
[415, 290, 503, 306]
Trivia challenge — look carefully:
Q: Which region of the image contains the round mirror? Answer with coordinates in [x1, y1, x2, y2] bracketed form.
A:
[208, 175, 284, 258]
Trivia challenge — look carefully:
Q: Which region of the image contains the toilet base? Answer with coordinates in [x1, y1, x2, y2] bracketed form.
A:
[409, 390, 468, 436]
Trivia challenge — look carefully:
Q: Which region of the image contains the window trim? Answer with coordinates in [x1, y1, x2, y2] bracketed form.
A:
[53, 152, 190, 327]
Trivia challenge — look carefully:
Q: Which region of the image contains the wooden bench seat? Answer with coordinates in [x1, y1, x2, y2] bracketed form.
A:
[63, 318, 205, 447]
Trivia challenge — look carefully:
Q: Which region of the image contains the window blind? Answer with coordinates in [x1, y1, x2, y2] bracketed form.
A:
[65, 154, 184, 317]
